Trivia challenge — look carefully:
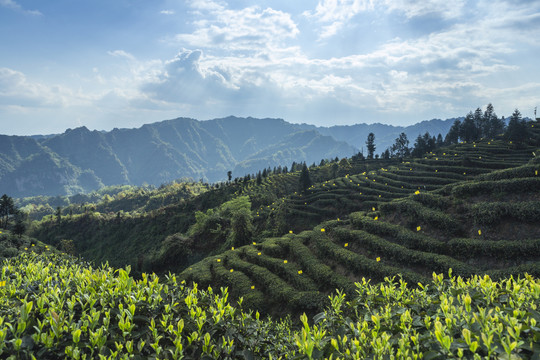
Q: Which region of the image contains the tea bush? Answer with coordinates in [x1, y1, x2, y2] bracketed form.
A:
[1, 253, 539, 359]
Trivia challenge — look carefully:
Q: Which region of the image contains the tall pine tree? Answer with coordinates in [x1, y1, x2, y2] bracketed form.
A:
[366, 133, 376, 159]
[298, 163, 312, 192]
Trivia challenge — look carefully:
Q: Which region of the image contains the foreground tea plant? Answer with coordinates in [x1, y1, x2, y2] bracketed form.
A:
[1, 254, 539, 359]
[0, 253, 294, 359]
[294, 271, 540, 359]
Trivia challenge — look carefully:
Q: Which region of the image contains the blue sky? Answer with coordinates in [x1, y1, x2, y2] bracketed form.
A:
[1, 0, 539, 135]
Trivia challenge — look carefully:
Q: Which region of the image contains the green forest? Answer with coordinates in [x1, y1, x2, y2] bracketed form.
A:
[1, 107, 540, 359]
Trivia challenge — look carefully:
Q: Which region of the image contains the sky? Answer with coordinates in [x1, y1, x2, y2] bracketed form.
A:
[1, 0, 539, 135]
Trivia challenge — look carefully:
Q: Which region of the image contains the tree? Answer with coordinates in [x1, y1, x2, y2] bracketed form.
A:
[331, 162, 338, 178]
[227, 171, 232, 182]
[56, 206, 62, 223]
[505, 108, 527, 142]
[298, 163, 312, 192]
[436, 134, 443, 148]
[0, 194, 16, 228]
[483, 103, 505, 138]
[473, 107, 485, 138]
[445, 119, 461, 145]
[221, 196, 253, 247]
[411, 132, 436, 157]
[13, 212, 27, 238]
[459, 112, 479, 142]
[482, 103, 497, 138]
[352, 152, 365, 161]
[256, 171, 262, 185]
[391, 132, 410, 158]
[366, 133, 376, 159]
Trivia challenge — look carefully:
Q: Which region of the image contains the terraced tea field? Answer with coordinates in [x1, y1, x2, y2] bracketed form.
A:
[181, 136, 540, 314]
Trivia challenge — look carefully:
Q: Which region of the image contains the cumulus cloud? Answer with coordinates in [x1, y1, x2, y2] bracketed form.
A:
[125, 0, 540, 125]
[5, 0, 538, 134]
[175, 5, 299, 53]
[0, 68, 67, 108]
[303, 0, 374, 38]
[305, 0, 467, 39]
[141, 50, 235, 105]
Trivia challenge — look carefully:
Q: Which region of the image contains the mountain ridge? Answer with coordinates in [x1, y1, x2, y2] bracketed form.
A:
[1, 116, 458, 198]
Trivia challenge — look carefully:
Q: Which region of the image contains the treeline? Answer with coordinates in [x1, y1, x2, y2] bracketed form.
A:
[0, 194, 26, 238]
[17, 181, 210, 221]
[380, 104, 536, 159]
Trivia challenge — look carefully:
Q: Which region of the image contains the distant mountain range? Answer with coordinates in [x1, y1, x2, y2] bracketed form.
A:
[0, 116, 457, 198]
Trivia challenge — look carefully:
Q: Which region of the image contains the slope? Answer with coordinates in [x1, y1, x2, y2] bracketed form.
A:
[27, 122, 540, 315]
[180, 134, 540, 315]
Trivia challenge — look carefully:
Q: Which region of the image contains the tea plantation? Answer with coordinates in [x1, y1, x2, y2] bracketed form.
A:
[182, 137, 540, 316]
[1, 253, 539, 359]
[2, 122, 540, 358]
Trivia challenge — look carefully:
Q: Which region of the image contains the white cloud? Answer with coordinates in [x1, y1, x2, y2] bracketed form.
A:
[303, 0, 374, 38]
[382, 0, 466, 20]
[4, 0, 538, 134]
[0, 0, 41, 15]
[189, 0, 225, 12]
[389, 70, 408, 80]
[107, 50, 136, 61]
[160, 9, 175, 15]
[110, 0, 540, 126]
[141, 50, 235, 105]
[0, 68, 70, 108]
[305, 0, 467, 39]
[175, 6, 299, 53]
